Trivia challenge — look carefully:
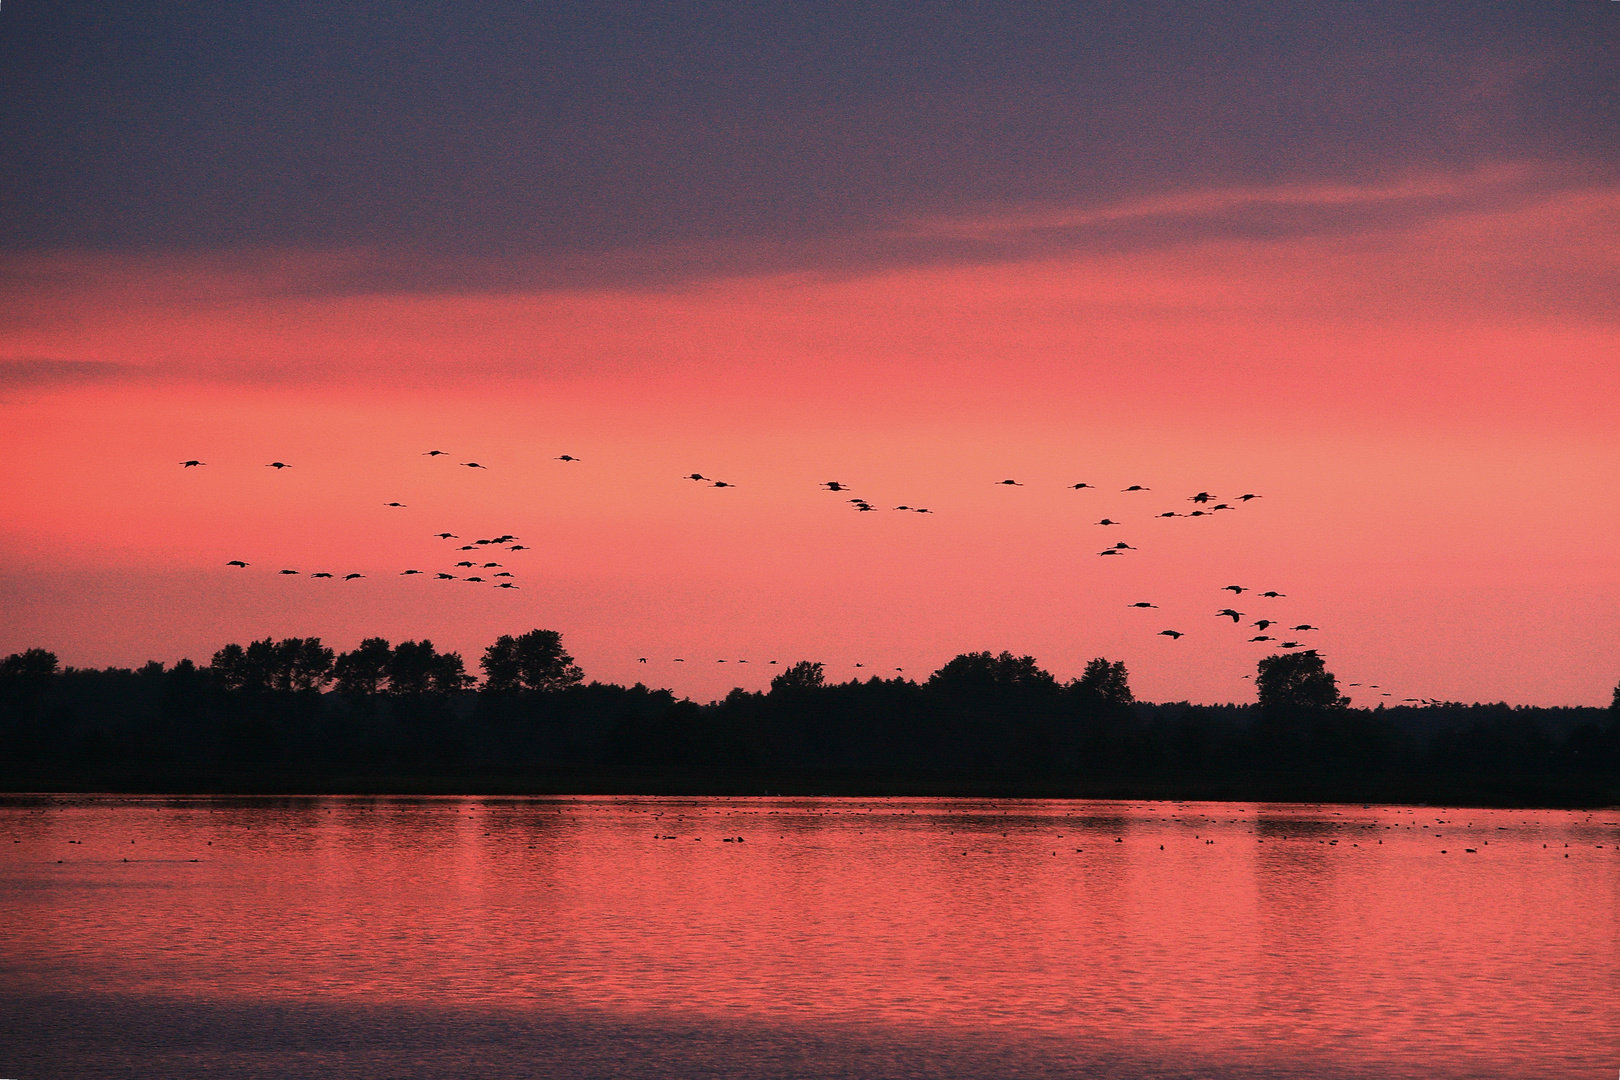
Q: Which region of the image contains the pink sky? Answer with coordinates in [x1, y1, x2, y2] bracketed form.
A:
[2, 174, 1616, 704]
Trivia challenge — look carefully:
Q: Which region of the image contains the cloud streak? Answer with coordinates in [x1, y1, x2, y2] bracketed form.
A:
[0, 358, 138, 387]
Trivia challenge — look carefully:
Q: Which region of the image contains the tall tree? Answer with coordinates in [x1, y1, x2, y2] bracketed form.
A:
[1074, 658, 1133, 708]
[929, 651, 1056, 693]
[1256, 650, 1349, 713]
[0, 648, 58, 713]
[480, 630, 584, 692]
[278, 638, 336, 693]
[334, 638, 393, 695]
[769, 661, 825, 693]
[387, 641, 442, 695]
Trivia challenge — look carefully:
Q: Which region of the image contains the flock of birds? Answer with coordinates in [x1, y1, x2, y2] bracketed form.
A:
[180, 454, 549, 589]
[177, 453, 1422, 701]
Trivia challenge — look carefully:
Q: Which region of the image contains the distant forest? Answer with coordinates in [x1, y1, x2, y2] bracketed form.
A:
[3, 631, 1618, 805]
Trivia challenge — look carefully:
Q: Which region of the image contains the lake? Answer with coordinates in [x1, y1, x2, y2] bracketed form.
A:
[1, 795, 1616, 1078]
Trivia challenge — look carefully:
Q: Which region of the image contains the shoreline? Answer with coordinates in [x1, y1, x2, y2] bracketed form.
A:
[4, 766, 1615, 809]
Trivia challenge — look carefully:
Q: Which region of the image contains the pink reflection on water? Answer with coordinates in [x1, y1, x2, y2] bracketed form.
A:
[2, 796, 1617, 1077]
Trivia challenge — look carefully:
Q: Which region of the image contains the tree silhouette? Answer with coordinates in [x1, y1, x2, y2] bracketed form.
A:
[334, 638, 393, 695]
[1256, 650, 1349, 713]
[1611, 679, 1620, 718]
[480, 630, 584, 692]
[929, 651, 1056, 693]
[387, 640, 472, 695]
[210, 638, 333, 693]
[279, 638, 336, 693]
[1074, 657, 1133, 708]
[770, 661, 825, 693]
[0, 648, 58, 713]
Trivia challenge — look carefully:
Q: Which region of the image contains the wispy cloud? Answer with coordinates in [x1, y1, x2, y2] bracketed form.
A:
[0, 357, 138, 386]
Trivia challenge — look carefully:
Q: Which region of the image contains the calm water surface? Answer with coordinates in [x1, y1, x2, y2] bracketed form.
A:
[1, 795, 1616, 1079]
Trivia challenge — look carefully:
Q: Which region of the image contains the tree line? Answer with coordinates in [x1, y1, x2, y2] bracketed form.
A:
[2, 632, 1617, 799]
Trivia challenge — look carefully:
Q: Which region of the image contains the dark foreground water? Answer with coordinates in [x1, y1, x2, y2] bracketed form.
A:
[1, 796, 1616, 1079]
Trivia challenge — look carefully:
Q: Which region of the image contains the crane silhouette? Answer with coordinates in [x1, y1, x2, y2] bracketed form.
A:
[1128, 602, 1158, 608]
[1069, 482, 1094, 489]
[1216, 609, 1243, 622]
[423, 450, 448, 456]
[266, 462, 291, 469]
[180, 460, 206, 467]
[226, 560, 248, 568]
[997, 479, 1023, 486]
[344, 573, 364, 580]
[556, 455, 581, 462]
[1159, 630, 1184, 639]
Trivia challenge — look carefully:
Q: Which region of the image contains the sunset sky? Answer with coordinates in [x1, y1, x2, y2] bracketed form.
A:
[2, 2, 1616, 705]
